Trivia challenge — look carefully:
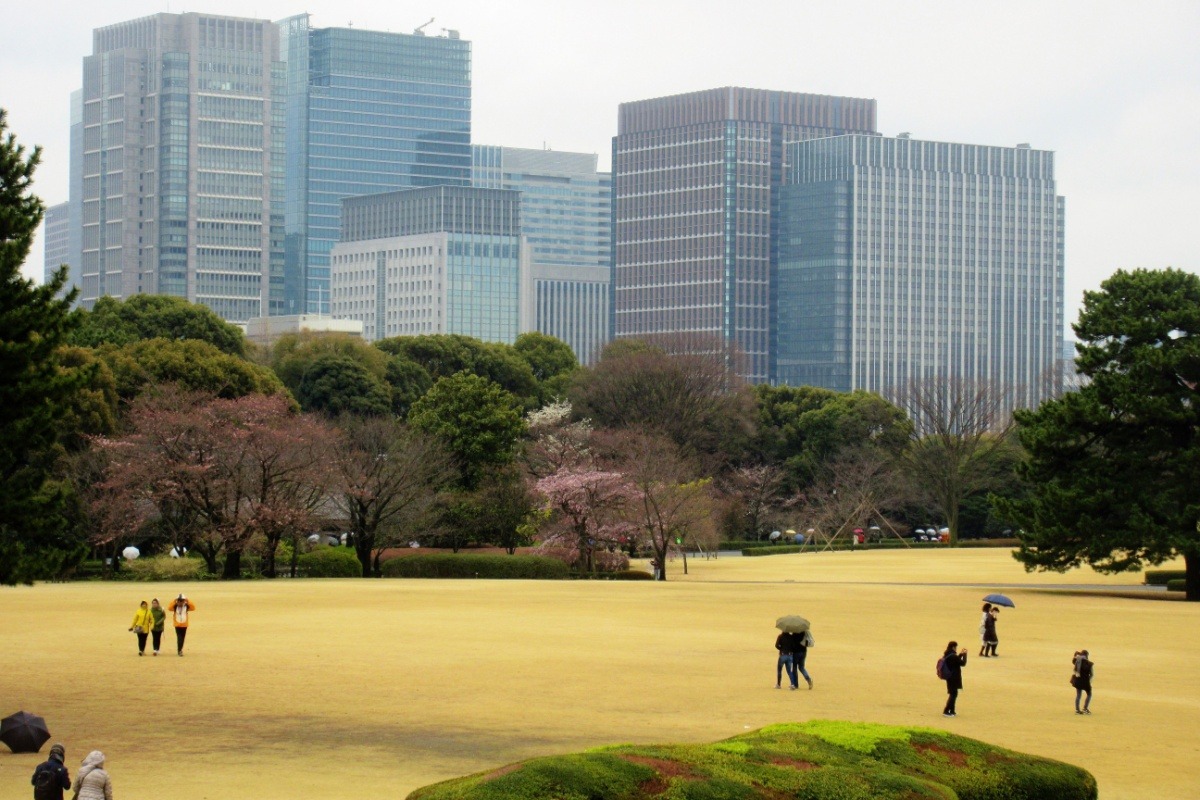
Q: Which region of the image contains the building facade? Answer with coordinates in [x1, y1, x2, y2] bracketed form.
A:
[612, 87, 877, 382]
[776, 134, 1065, 412]
[473, 145, 611, 363]
[330, 186, 526, 343]
[76, 13, 284, 323]
[42, 202, 71, 288]
[279, 16, 471, 316]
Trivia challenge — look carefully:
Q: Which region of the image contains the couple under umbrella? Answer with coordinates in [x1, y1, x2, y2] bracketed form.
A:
[774, 616, 814, 690]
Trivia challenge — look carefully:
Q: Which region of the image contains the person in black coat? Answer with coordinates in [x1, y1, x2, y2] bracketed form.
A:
[30, 743, 70, 800]
[1072, 649, 1094, 714]
[941, 641, 968, 717]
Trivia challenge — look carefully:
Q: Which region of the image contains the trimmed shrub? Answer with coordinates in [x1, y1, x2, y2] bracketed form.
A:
[297, 546, 362, 578]
[958, 538, 1019, 548]
[405, 720, 1096, 800]
[611, 569, 654, 581]
[1166, 579, 1185, 592]
[1145, 569, 1186, 586]
[123, 555, 207, 581]
[381, 553, 569, 579]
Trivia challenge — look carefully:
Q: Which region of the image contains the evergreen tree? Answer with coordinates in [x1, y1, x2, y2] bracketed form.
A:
[0, 109, 88, 583]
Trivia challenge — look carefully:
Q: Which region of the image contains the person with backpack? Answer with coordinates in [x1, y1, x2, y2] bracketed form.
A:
[939, 641, 968, 717]
[71, 751, 113, 800]
[1071, 650, 1094, 714]
[169, 594, 195, 656]
[793, 629, 815, 689]
[30, 743, 70, 800]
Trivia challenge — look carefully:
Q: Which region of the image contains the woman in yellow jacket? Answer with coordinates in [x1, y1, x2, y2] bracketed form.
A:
[128, 600, 153, 656]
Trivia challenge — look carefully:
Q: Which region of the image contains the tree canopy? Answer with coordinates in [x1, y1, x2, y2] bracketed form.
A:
[0, 109, 89, 583]
[1001, 268, 1200, 599]
[69, 294, 247, 356]
[295, 354, 392, 418]
[377, 334, 539, 405]
[100, 337, 287, 402]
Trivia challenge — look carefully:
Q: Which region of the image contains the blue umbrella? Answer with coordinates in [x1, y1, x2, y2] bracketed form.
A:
[983, 593, 1015, 608]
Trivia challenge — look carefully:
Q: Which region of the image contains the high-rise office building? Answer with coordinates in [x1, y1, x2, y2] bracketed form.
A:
[66, 89, 83, 302]
[76, 13, 284, 323]
[279, 16, 471, 316]
[474, 145, 610, 363]
[42, 202, 71, 287]
[330, 186, 526, 343]
[612, 87, 877, 381]
[776, 134, 1064, 412]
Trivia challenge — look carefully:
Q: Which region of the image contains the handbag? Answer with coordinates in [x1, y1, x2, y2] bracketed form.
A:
[133, 625, 144, 634]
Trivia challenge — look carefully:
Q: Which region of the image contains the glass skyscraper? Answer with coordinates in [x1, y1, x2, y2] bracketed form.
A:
[612, 87, 877, 382]
[776, 134, 1065, 412]
[279, 16, 471, 315]
[76, 13, 285, 323]
[330, 186, 524, 343]
[473, 145, 611, 363]
[42, 202, 70, 287]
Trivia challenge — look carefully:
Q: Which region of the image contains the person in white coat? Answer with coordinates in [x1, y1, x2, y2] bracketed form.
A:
[72, 751, 113, 800]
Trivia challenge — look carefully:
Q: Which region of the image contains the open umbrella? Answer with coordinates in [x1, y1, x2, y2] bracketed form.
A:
[983, 593, 1015, 608]
[775, 615, 810, 634]
[1, 711, 51, 753]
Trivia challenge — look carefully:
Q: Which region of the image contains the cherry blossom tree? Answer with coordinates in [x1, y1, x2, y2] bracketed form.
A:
[535, 467, 635, 572]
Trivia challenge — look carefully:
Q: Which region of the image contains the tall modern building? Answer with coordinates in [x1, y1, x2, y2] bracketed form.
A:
[612, 87, 877, 381]
[473, 145, 610, 363]
[76, 13, 284, 323]
[279, 16, 471, 316]
[42, 202, 71, 287]
[66, 89, 84, 302]
[776, 134, 1065, 412]
[330, 186, 526, 343]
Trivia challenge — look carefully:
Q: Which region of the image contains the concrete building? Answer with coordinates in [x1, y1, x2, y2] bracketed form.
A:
[244, 314, 363, 345]
[75, 13, 284, 323]
[42, 202, 71, 289]
[612, 87, 877, 382]
[330, 186, 527, 343]
[474, 145, 610, 363]
[775, 134, 1065, 413]
[279, 15, 471, 316]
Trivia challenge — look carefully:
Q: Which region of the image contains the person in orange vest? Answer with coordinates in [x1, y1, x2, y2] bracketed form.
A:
[168, 594, 196, 656]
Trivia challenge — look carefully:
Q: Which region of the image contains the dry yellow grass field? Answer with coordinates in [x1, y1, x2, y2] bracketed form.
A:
[1, 549, 1197, 800]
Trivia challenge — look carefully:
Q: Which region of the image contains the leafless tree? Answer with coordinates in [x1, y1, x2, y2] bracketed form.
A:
[721, 464, 788, 541]
[793, 446, 908, 547]
[893, 377, 1017, 545]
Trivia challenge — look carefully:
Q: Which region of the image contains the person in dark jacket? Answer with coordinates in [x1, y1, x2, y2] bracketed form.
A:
[1072, 650, 1094, 714]
[793, 630, 814, 689]
[30, 742, 70, 800]
[774, 631, 798, 689]
[983, 607, 999, 657]
[941, 641, 968, 717]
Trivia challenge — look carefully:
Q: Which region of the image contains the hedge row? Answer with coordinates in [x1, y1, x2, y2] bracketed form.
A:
[406, 720, 1096, 800]
[297, 546, 362, 578]
[122, 555, 208, 581]
[1145, 569, 1186, 586]
[1166, 579, 1186, 592]
[381, 553, 569, 579]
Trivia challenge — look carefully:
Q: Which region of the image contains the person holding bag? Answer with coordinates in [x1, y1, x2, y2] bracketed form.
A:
[128, 600, 153, 657]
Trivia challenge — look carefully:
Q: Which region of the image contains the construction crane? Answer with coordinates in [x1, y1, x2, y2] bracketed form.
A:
[413, 17, 434, 35]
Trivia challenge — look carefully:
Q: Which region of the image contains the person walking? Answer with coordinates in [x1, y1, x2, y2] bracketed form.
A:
[793, 629, 815, 689]
[30, 743, 70, 800]
[978, 602, 992, 656]
[149, 598, 166, 656]
[168, 594, 195, 656]
[983, 607, 999, 657]
[128, 600, 153, 656]
[1072, 650, 1094, 714]
[940, 641, 968, 717]
[774, 631, 797, 689]
[72, 751, 113, 800]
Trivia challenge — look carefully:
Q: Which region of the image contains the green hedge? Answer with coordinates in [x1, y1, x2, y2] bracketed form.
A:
[381, 553, 569, 580]
[1166, 579, 1186, 592]
[406, 720, 1096, 800]
[611, 569, 654, 581]
[123, 555, 208, 581]
[297, 546, 362, 578]
[1146, 569, 1186, 586]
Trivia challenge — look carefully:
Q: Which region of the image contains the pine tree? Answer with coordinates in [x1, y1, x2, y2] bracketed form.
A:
[0, 109, 88, 583]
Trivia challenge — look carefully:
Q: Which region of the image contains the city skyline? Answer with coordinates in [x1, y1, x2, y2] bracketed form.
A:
[7, 0, 1198, 333]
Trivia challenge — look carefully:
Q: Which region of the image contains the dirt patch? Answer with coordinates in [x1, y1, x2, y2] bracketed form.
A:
[619, 755, 698, 780]
[637, 777, 670, 796]
[482, 764, 520, 781]
[914, 743, 967, 767]
[769, 757, 818, 771]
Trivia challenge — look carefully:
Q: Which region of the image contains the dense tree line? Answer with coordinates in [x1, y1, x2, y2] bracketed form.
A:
[3, 111, 1195, 592]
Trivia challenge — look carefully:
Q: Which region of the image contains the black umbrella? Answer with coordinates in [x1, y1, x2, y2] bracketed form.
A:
[0, 711, 51, 754]
[983, 593, 1015, 608]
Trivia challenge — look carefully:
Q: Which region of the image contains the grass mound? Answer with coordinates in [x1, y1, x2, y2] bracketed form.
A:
[405, 720, 1096, 800]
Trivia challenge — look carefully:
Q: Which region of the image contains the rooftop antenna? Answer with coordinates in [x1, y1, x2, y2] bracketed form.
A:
[413, 17, 434, 35]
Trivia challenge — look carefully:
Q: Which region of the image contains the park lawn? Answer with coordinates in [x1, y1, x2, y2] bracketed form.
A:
[0, 550, 1196, 800]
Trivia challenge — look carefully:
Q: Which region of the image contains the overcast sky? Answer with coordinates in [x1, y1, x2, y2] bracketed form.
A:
[4, 0, 1197, 332]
